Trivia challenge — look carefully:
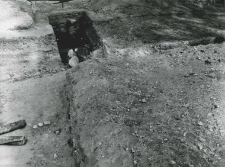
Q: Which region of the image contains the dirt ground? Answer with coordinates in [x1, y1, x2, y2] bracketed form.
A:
[0, 1, 73, 166]
[63, 43, 225, 167]
[1, 0, 225, 166]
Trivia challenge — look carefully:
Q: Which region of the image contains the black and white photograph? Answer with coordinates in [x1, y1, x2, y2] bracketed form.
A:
[0, 0, 225, 166]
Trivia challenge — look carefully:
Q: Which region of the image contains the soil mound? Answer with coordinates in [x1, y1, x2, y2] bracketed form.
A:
[64, 43, 225, 166]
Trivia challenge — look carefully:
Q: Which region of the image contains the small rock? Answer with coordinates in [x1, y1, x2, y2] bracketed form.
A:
[68, 49, 76, 58]
[33, 125, 38, 129]
[68, 56, 79, 68]
[53, 153, 58, 159]
[183, 103, 189, 108]
[207, 113, 212, 117]
[43, 48, 52, 52]
[180, 138, 186, 143]
[193, 73, 198, 76]
[134, 160, 138, 165]
[141, 98, 147, 103]
[170, 160, 176, 165]
[197, 121, 203, 126]
[68, 18, 77, 24]
[55, 130, 61, 135]
[44, 121, 51, 125]
[38, 123, 44, 127]
[197, 143, 203, 150]
[199, 137, 206, 142]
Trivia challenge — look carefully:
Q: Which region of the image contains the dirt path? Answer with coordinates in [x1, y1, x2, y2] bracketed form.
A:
[0, 73, 74, 167]
[0, 1, 74, 166]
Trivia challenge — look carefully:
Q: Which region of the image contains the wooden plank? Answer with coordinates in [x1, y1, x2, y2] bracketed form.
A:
[0, 136, 27, 146]
[0, 120, 26, 135]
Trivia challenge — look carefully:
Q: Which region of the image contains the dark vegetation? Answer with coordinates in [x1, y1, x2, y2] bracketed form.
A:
[87, 0, 225, 46]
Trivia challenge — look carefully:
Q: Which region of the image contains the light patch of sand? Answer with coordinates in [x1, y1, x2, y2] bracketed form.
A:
[0, 0, 33, 33]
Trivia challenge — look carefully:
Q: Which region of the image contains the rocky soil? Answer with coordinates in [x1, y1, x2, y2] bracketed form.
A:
[0, 1, 73, 167]
[62, 42, 225, 167]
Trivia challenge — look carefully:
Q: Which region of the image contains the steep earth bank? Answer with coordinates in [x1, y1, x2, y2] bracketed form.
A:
[61, 42, 225, 167]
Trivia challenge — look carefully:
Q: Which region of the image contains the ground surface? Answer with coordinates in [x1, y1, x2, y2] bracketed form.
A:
[0, 0, 74, 166]
[1, 0, 225, 166]
[64, 43, 225, 167]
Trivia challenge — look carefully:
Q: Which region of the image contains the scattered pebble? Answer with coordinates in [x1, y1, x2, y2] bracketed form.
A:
[44, 121, 51, 125]
[180, 138, 186, 143]
[38, 123, 44, 127]
[199, 137, 206, 142]
[197, 143, 203, 150]
[68, 49, 76, 58]
[53, 153, 58, 159]
[170, 160, 176, 165]
[141, 98, 147, 103]
[55, 130, 60, 135]
[33, 125, 38, 129]
[197, 121, 203, 126]
[69, 56, 79, 68]
[68, 18, 76, 24]
[43, 48, 52, 52]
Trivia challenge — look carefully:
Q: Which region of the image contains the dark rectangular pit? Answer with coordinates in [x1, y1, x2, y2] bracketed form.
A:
[48, 11, 102, 64]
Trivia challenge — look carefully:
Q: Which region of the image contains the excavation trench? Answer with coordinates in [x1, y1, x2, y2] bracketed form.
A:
[49, 11, 102, 64]
[48, 11, 103, 166]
